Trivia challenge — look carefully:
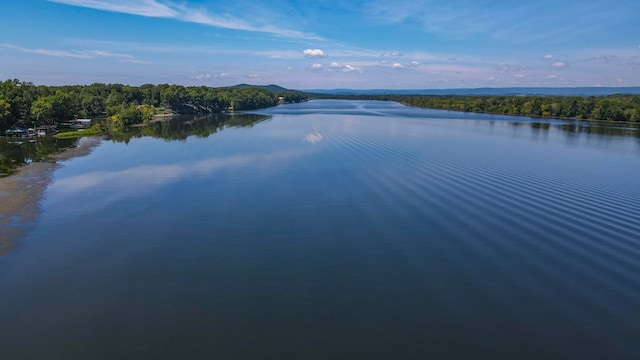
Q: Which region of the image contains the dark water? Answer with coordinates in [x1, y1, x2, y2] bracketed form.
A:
[1, 100, 639, 359]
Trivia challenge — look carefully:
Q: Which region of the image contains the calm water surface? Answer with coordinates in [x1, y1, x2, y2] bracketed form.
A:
[1, 100, 639, 359]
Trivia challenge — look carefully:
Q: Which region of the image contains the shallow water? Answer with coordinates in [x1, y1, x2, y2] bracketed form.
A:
[1, 100, 639, 359]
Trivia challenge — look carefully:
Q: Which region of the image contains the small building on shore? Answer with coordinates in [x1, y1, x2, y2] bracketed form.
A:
[75, 119, 92, 128]
[5, 127, 30, 138]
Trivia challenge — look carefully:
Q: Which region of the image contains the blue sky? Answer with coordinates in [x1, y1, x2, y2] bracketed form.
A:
[1, 0, 639, 89]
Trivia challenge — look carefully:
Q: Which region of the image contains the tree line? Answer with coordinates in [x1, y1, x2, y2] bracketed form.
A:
[401, 94, 640, 122]
[311, 93, 640, 122]
[0, 79, 308, 131]
[3, 77, 639, 132]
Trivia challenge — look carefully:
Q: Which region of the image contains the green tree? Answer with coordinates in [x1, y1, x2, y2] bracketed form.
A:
[30, 96, 54, 124]
[0, 98, 11, 129]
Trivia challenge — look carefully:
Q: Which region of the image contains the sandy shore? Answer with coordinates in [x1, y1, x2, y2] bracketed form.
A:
[0, 137, 101, 256]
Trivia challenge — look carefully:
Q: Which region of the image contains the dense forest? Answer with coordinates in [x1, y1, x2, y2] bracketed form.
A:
[3, 78, 640, 133]
[0, 79, 307, 131]
[311, 93, 640, 122]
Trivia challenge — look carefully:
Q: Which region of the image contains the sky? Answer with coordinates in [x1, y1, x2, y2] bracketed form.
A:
[1, 0, 639, 89]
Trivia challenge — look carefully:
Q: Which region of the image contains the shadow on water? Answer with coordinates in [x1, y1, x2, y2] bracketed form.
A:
[107, 112, 271, 144]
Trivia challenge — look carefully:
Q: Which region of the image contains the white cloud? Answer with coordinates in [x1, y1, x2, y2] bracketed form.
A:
[190, 73, 211, 80]
[543, 54, 553, 59]
[303, 49, 327, 58]
[514, 74, 526, 78]
[311, 63, 323, 70]
[392, 60, 420, 69]
[342, 65, 362, 73]
[497, 63, 529, 72]
[48, 0, 321, 40]
[487, 76, 498, 81]
[552, 61, 569, 68]
[330, 62, 341, 68]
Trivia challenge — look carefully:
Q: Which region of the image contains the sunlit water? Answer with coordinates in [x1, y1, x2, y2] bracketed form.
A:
[1, 100, 639, 359]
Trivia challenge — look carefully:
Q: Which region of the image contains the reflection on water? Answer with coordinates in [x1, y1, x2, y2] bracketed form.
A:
[1, 101, 639, 359]
[0, 137, 100, 255]
[554, 122, 640, 137]
[530, 121, 640, 138]
[0, 136, 77, 177]
[107, 112, 271, 143]
[0, 113, 270, 255]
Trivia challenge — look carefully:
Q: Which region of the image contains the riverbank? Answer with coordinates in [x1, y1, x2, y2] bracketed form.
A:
[0, 137, 101, 256]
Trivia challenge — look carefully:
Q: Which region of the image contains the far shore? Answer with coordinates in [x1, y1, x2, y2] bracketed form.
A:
[0, 137, 101, 256]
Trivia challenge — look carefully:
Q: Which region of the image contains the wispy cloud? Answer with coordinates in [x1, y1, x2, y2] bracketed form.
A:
[579, 55, 621, 64]
[361, 0, 635, 46]
[1, 44, 146, 62]
[2, 44, 92, 58]
[50, 0, 178, 17]
[48, 0, 322, 40]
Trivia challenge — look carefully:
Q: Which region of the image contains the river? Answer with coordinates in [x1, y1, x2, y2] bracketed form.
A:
[1, 100, 639, 359]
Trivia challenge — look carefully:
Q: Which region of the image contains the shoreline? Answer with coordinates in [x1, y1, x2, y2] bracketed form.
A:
[0, 137, 101, 256]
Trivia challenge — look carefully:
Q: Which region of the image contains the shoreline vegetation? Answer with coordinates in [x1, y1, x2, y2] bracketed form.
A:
[313, 94, 640, 123]
[2, 78, 639, 177]
[2, 79, 638, 138]
[0, 79, 308, 136]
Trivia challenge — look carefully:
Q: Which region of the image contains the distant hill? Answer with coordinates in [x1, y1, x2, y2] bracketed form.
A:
[305, 87, 640, 96]
[232, 84, 294, 93]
